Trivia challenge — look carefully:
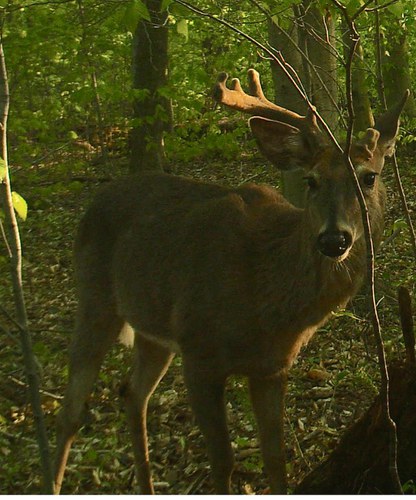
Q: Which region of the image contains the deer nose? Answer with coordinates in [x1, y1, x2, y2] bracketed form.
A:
[317, 231, 352, 258]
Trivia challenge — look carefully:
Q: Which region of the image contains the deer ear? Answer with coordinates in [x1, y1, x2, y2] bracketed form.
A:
[249, 116, 306, 170]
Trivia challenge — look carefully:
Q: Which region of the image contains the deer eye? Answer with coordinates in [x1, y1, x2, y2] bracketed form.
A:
[362, 172, 378, 188]
[304, 175, 319, 190]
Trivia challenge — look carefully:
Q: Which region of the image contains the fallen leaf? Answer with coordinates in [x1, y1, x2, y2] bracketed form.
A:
[307, 368, 331, 381]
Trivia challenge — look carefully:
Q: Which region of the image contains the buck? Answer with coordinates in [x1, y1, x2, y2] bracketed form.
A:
[54, 69, 407, 495]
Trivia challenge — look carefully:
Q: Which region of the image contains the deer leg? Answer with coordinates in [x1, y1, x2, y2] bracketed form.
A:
[121, 335, 174, 494]
[54, 309, 123, 494]
[183, 363, 234, 494]
[248, 372, 288, 494]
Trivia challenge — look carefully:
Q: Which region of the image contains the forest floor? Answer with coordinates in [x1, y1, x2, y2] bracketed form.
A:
[0, 143, 415, 494]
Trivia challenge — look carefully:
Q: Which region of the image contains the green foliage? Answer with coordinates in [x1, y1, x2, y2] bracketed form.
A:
[6, 1, 132, 163]
[386, 0, 404, 18]
[176, 18, 188, 41]
[345, 0, 365, 16]
[165, 116, 251, 162]
[123, 0, 151, 32]
[4, 0, 276, 167]
[403, 480, 416, 494]
[3, 0, 416, 171]
[161, 0, 174, 10]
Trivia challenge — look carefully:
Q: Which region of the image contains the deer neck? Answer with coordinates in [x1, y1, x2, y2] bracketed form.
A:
[252, 206, 367, 364]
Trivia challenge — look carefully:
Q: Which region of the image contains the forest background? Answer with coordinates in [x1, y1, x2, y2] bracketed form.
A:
[0, 0, 415, 494]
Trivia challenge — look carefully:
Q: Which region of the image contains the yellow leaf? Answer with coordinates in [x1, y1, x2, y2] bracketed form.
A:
[0, 157, 6, 182]
[11, 191, 28, 221]
[177, 19, 188, 41]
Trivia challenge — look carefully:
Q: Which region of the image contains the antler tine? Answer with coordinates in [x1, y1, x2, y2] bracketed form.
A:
[213, 72, 270, 117]
[213, 69, 319, 132]
[247, 68, 266, 100]
[229, 77, 244, 93]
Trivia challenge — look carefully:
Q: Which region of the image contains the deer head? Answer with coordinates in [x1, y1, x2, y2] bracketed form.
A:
[213, 69, 408, 261]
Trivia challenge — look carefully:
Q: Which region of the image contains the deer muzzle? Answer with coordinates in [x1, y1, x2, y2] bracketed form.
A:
[317, 230, 353, 259]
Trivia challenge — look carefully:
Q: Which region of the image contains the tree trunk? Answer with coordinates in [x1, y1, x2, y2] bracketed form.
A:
[268, 13, 307, 208]
[267, 4, 338, 208]
[302, 1, 338, 130]
[267, 16, 306, 114]
[130, 0, 170, 173]
[342, 23, 374, 132]
[77, 0, 108, 159]
[380, 13, 416, 117]
[295, 361, 416, 494]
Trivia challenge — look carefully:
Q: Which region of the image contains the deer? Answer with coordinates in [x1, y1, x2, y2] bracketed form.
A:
[53, 69, 408, 495]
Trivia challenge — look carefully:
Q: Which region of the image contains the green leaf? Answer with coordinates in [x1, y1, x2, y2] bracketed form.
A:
[392, 219, 407, 231]
[33, 341, 49, 357]
[123, 0, 151, 33]
[387, 0, 404, 17]
[68, 130, 78, 140]
[157, 85, 174, 99]
[135, 0, 151, 21]
[177, 19, 188, 41]
[402, 481, 416, 494]
[11, 192, 28, 221]
[257, 1, 271, 13]
[335, 370, 348, 383]
[161, 0, 174, 11]
[0, 157, 6, 182]
[346, 0, 364, 16]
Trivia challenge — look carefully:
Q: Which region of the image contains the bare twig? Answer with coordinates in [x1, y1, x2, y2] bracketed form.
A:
[177, 1, 405, 491]
[0, 214, 11, 256]
[173, 0, 341, 150]
[373, 0, 416, 257]
[10, 376, 64, 400]
[365, 0, 401, 13]
[379, 226, 402, 249]
[285, 410, 312, 471]
[248, 0, 346, 127]
[0, 36, 53, 493]
[374, 0, 386, 107]
[351, 0, 377, 20]
[398, 287, 415, 366]
[332, 0, 402, 493]
[390, 153, 416, 256]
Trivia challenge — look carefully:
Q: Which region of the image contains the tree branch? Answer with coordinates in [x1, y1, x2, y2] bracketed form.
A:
[178, 0, 405, 492]
[372, 0, 416, 257]
[248, 0, 346, 128]
[332, 0, 402, 493]
[173, 0, 343, 151]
